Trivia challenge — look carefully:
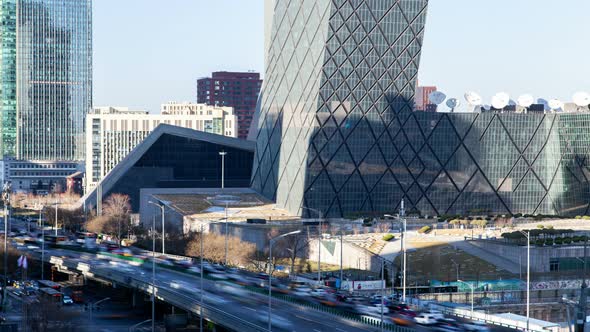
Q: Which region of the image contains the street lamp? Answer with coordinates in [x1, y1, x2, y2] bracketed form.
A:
[1, 182, 10, 312]
[37, 204, 45, 280]
[219, 151, 227, 189]
[301, 206, 322, 285]
[519, 230, 530, 332]
[148, 200, 166, 255]
[385, 198, 407, 303]
[457, 280, 474, 318]
[268, 230, 301, 331]
[151, 214, 156, 332]
[54, 198, 58, 236]
[451, 258, 459, 281]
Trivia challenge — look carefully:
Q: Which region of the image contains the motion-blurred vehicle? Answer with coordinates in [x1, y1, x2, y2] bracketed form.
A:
[255, 312, 292, 330]
[62, 295, 74, 305]
[433, 318, 463, 332]
[391, 313, 415, 326]
[415, 313, 439, 325]
[463, 321, 490, 332]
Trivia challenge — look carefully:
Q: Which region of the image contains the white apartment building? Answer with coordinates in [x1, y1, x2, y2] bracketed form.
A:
[86, 104, 236, 192]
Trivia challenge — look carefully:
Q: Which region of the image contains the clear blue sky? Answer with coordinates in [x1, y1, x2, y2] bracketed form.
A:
[93, 0, 590, 112]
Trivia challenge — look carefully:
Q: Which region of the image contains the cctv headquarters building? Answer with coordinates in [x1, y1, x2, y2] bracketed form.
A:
[251, 0, 590, 218]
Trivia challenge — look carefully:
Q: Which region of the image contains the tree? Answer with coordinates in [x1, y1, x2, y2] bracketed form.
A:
[185, 232, 256, 267]
[84, 193, 131, 242]
[277, 232, 310, 275]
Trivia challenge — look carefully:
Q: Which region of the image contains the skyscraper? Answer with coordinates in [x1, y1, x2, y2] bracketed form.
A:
[252, 0, 429, 217]
[0, 0, 92, 161]
[197, 71, 262, 139]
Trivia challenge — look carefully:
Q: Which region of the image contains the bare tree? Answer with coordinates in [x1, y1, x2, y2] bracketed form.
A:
[84, 194, 131, 241]
[277, 232, 310, 275]
[185, 232, 256, 267]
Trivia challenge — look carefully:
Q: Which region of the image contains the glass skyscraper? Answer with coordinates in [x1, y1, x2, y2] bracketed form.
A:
[0, 0, 92, 161]
[252, 0, 430, 217]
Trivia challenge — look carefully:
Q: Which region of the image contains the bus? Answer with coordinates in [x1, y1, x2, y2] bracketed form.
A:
[38, 280, 61, 291]
[39, 287, 62, 304]
[43, 235, 67, 246]
[75, 231, 97, 248]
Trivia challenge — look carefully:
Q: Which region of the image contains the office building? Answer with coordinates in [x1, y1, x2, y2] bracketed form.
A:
[1, 0, 92, 161]
[82, 124, 254, 211]
[85, 104, 237, 191]
[252, 0, 430, 217]
[197, 71, 262, 139]
[8, 159, 81, 193]
[415, 84, 438, 112]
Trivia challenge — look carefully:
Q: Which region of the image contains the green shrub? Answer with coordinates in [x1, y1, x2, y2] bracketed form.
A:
[545, 238, 554, 246]
[554, 237, 563, 245]
[460, 219, 470, 225]
[573, 236, 582, 243]
[583, 216, 590, 220]
[575, 215, 583, 219]
[563, 237, 572, 244]
[537, 225, 545, 229]
[513, 213, 523, 218]
[418, 226, 432, 234]
[449, 219, 460, 225]
[535, 239, 544, 246]
[382, 234, 395, 242]
[580, 235, 589, 242]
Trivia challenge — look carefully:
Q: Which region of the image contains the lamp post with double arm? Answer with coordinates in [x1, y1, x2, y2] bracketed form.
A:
[268, 230, 301, 331]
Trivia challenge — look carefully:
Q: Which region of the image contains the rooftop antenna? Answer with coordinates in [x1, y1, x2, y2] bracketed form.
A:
[491, 93, 509, 112]
[573, 92, 590, 112]
[446, 98, 460, 113]
[517, 94, 534, 114]
[548, 99, 563, 113]
[428, 91, 446, 112]
[464, 91, 482, 113]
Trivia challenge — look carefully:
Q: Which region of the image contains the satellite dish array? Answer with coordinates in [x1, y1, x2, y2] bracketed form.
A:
[427, 90, 590, 113]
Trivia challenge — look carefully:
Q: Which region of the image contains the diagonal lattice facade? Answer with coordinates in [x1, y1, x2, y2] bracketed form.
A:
[252, 0, 430, 217]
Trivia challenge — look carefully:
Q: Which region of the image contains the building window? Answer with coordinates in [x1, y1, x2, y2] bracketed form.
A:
[549, 259, 559, 272]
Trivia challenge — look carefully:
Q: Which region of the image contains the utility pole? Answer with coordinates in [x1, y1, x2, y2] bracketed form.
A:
[2, 182, 10, 312]
[576, 240, 588, 332]
[400, 199, 407, 303]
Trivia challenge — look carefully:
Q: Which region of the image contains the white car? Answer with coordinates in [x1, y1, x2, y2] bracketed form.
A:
[415, 313, 439, 325]
[463, 321, 490, 332]
[62, 295, 74, 305]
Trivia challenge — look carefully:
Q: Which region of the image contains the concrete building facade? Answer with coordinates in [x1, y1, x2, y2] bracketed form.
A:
[197, 71, 262, 139]
[86, 104, 237, 191]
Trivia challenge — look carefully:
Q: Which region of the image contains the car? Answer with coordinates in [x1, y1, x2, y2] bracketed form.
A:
[62, 295, 74, 305]
[415, 313, 439, 325]
[463, 321, 490, 332]
[391, 314, 415, 326]
[255, 312, 292, 330]
[433, 319, 463, 332]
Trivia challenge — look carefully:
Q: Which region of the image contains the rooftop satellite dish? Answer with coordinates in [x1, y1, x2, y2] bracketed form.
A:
[496, 92, 510, 104]
[482, 104, 491, 111]
[537, 98, 550, 111]
[548, 99, 563, 111]
[464, 91, 482, 106]
[429, 91, 446, 105]
[573, 92, 590, 107]
[446, 98, 460, 112]
[491, 95, 508, 110]
[517, 94, 535, 108]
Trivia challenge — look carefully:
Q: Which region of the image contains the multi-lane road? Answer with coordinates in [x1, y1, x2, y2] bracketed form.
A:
[22, 245, 389, 331]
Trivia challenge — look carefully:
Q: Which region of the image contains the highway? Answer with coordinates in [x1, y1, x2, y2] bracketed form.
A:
[23, 246, 388, 332]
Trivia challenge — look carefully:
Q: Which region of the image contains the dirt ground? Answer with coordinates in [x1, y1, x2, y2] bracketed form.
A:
[394, 240, 515, 285]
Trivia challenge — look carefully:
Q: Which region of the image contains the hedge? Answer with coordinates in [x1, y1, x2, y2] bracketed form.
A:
[418, 226, 432, 234]
[382, 234, 395, 242]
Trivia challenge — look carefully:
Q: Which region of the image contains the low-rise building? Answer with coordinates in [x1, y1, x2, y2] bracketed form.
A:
[85, 104, 237, 192]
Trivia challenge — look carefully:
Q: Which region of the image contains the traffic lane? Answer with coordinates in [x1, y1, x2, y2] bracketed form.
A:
[147, 267, 377, 332]
[38, 248, 383, 332]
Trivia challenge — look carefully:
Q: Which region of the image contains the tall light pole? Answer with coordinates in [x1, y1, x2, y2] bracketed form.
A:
[385, 198, 407, 303]
[219, 151, 228, 266]
[301, 206, 322, 285]
[457, 280, 474, 318]
[219, 151, 227, 189]
[151, 214, 156, 332]
[451, 258, 459, 281]
[148, 200, 166, 255]
[268, 230, 301, 331]
[2, 182, 10, 312]
[54, 198, 58, 236]
[525, 231, 531, 332]
[200, 224, 204, 331]
[38, 205, 45, 280]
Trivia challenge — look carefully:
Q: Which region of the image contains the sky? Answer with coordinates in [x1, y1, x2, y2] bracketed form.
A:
[93, 0, 590, 113]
